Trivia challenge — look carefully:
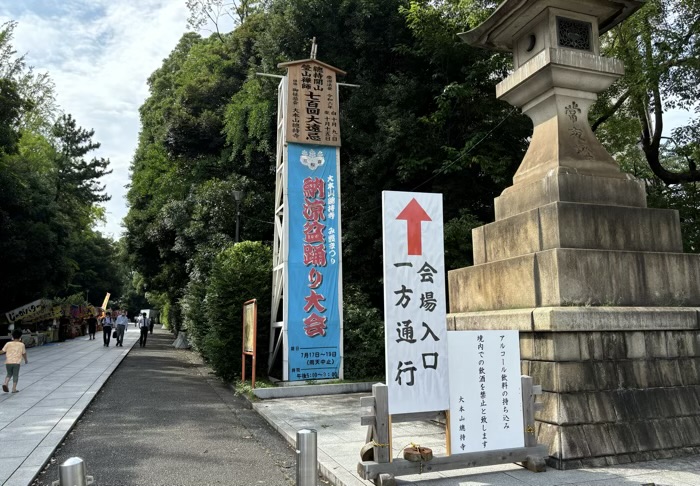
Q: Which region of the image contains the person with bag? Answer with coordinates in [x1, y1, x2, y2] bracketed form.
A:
[102, 311, 114, 347]
[115, 310, 128, 347]
[138, 312, 150, 348]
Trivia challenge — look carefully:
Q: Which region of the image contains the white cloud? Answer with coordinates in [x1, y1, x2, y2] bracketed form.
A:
[1, 0, 191, 239]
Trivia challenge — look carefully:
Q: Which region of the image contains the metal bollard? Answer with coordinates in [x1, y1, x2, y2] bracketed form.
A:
[296, 429, 317, 486]
[51, 457, 94, 486]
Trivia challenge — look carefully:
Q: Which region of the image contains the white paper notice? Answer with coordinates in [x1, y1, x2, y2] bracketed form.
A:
[447, 330, 524, 454]
[382, 191, 449, 415]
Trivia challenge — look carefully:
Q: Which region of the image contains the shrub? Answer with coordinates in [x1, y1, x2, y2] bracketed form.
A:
[203, 241, 272, 381]
[343, 285, 385, 380]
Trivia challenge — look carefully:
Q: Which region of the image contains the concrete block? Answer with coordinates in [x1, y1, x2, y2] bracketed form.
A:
[552, 249, 700, 308]
[629, 451, 655, 462]
[532, 307, 699, 332]
[644, 361, 665, 388]
[557, 362, 597, 393]
[558, 393, 592, 425]
[584, 332, 604, 360]
[494, 170, 647, 221]
[625, 331, 647, 359]
[645, 332, 668, 358]
[657, 360, 683, 387]
[560, 425, 592, 459]
[653, 420, 684, 449]
[675, 388, 700, 416]
[675, 417, 700, 446]
[593, 362, 618, 390]
[636, 388, 672, 419]
[582, 424, 616, 456]
[554, 203, 683, 253]
[601, 332, 626, 360]
[666, 331, 687, 358]
[630, 421, 661, 452]
[610, 390, 641, 421]
[536, 391, 559, 423]
[472, 225, 486, 266]
[448, 255, 538, 312]
[678, 358, 700, 386]
[586, 391, 617, 423]
[533, 334, 554, 360]
[530, 360, 556, 391]
[688, 331, 700, 357]
[552, 333, 581, 361]
[474, 202, 682, 264]
[692, 386, 700, 409]
[536, 422, 560, 458]
[614, 454, 632, 465]
[476, 207, 543, 264]
[580, 456, 610, 467]
[616, 361, 645, 389]
[450, 309, 534, 331]
[521, 359, 531, 376]
[520, 332, 534, 359]
[653, 449, 674, 459]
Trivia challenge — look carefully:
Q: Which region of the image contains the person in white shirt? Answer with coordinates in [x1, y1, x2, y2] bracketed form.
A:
[115, 311, 129, 347]
[102, 312, 114, 347]
[138, 313, 150, 348]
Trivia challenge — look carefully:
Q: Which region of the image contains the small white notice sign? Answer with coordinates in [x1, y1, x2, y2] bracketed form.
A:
[382, 191, 449, 415]
[447, 330, 523, 454]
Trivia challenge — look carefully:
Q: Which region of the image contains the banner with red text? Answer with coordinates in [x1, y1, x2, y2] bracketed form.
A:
[286, 142, 342, 381]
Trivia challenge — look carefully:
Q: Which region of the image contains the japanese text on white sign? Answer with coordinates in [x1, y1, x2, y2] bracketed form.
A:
[382, 191, 449, 415]
[447, 330, 524, 454]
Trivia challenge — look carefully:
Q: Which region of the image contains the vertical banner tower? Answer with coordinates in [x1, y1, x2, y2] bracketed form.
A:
[269, 53, 346, 382]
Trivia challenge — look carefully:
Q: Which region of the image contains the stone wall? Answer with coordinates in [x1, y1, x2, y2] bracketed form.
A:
[521, 328, 700, 469]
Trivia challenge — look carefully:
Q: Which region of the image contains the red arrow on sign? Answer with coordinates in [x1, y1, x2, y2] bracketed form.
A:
[396, 198, 432, 256]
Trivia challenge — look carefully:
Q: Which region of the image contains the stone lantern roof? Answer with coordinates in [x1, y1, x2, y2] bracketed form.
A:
[460, 0, 645, 52]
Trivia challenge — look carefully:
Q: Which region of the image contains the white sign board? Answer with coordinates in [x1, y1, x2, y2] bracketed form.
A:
[447, 330, 524, 454]
[382, 191, 449, 415]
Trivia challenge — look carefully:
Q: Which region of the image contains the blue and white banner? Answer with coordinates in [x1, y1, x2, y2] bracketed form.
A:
[287, 142, 342, 380]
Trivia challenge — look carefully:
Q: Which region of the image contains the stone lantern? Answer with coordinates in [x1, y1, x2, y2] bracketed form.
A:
[449, 0, 700, 470]
[460, 0, 644, 218]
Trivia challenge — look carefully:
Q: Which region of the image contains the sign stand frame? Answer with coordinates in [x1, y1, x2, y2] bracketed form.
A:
[358, 377, 547, 485]
[241, 299, 258, 389]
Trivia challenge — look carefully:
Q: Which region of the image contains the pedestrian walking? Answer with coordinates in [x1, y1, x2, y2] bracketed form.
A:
[138, 312, 149, 348]
[102, 312, 114, 347]
[87, 314, 97, 340]
[115, 310, 128, 347]
[2, 329, 28, 393]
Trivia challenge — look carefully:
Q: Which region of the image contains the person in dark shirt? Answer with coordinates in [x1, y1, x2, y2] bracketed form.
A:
[87, 315, 98, 340]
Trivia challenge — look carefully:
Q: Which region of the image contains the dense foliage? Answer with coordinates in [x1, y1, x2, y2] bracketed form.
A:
[0, 21, 121, 314]
[123, 0, 700, 381]
[124, 0, 531, 380]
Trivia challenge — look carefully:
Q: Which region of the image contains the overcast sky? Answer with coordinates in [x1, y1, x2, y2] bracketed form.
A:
[0, 0, 192, 239]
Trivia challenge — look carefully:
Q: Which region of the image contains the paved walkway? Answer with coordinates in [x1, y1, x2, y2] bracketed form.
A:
[32, 330, 296, 486]
[5, 327, 700, 486]
[254, 393, 700, 486]
[1, 327, 140, 486]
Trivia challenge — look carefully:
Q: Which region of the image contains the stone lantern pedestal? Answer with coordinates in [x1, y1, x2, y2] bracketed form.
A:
[452, 0, 700, 469]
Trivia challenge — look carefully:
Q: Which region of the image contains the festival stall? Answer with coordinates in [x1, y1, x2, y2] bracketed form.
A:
[2, 299, 98, 347]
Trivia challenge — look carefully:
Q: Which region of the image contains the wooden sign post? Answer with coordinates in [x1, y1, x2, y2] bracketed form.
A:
[241, 299, 258, 388]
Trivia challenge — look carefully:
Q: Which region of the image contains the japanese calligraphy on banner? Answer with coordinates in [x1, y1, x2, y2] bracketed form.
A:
[382, 191, 449, 415]
[5, 299, 50, 323]
[282, 60, 342, 147]
[287, 142, 342, 381]
[447, 331, 524, 454]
